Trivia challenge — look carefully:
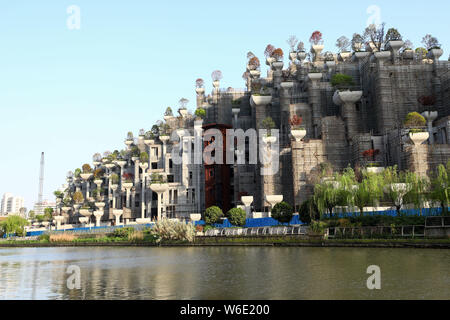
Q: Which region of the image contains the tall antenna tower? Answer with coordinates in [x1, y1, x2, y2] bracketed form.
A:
[38, 152, 44, 205]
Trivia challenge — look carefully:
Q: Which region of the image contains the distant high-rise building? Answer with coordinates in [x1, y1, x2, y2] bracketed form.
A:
[1, 193, 25, 215]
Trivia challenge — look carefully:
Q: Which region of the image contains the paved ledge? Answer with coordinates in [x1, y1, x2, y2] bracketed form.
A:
[1, 240, 449, 249]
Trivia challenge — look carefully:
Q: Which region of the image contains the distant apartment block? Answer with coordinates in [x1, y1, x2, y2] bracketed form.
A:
[1, 193, 25, 215]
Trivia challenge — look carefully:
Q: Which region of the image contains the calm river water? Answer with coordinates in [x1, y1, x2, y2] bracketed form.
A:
[0, 247, 449, 300]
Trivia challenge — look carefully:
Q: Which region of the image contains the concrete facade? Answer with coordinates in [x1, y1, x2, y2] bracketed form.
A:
[57, 39, 450, 226]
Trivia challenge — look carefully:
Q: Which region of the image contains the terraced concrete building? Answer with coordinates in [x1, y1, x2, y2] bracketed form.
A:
[55, 37, 450, 228]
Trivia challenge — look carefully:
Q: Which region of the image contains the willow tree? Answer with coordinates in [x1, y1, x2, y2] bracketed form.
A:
[383, 166, 411, 216]
[335, 167, 357, 210]
[430, 163, 449, 215]
[404, 172, 429, 216]
[314, 177, 340, 218]
[353, 172, 384, 216]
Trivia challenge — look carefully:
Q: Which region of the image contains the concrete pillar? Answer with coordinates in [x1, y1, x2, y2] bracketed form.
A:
[422, 111, 438, 145]
[307, 73, 323, 138]
[271, 61, 283, 89]
[241, 196, 254, 219]
[333, 90, 363, 142]
[94, 211, 103, 227]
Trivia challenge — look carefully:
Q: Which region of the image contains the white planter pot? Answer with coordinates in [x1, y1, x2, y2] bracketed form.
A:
[266, 57, 276, 66]
[250, 95, 272, 106]
[307, 73, 322, 81]
[79, 209, 92, 217]
[338, 52, 352, 61]
[195, 87, 205, 95]
[427, 48, 443, 60]
[336, 90, 363, 104]
[409, 132, 429, 146]
[80, 173, 93, 180]
[122, 182, 134, 189]
[250, 70, 261, 78]
[232, 107, 240, 115]
[402, 49, 414, 59]
[271, 61, 284, 70]
[125, 140, 134, 146]
[421, 111, 438, 122]
[144, 139, 154, 145]
[289, 52, 297, 61]
[150, 183, 169, 193]
[94, 179, 103, 185]
[297, 52, 307, 61]
[95, 202, 105, 209]
[265, 195, 283, 207]
[311, 45, 324, 56]
[189, 214, 202, 222]
[366, 167, 385, 174]
[136, 218, 151, 224]
[241, 196, 254, 207]
[262, 136, 277, 144]
[354, 52, 371, 60]
[374, 51, 391, 61]
[291, 129, 307, 142]
[387, 40, 404, 52]
[212, 80, 220, 88]
[280, 82, 294, 90]
[164, 115, 174, 121]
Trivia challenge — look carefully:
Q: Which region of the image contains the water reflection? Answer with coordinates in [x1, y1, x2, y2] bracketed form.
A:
[0, 247, 449, 300]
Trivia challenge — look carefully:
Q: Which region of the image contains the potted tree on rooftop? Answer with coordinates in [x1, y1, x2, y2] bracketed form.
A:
[264, 44, 276, 66]
[310, 31, 324, 60]
[250, 82, 272, 106]
[287, 35, 299, 61]
[211, 70, 222, 88]
[336, 36, 352, 61]
[422, 34, 443, 60]
[195, 78, 205, 95]
[404, 112, 429, 145]
[271, 48, 284, 70]
[290, 115, 306, 142]
[261, 116, 276, 143]
[296, 41, 307, 62]
[164, 107, 174, 121]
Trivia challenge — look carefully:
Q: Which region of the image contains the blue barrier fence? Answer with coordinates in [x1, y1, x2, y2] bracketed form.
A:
[322, 207, 449, 219]
[194, 215, 304, 228]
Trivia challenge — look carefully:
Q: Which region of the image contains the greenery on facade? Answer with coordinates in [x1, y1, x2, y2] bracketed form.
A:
[226, 208, 246, 227]
[404, 112, 426, 128]
[331, 73, 355, 89]
[194, 108, 206, 119]
[0, 216, 29, 237]
[271, 202, 294, 224]
[205, 206, 223, 225]
[309, 163, 450, 219]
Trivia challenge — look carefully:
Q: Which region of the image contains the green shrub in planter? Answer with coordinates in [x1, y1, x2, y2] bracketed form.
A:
[271, 202, 294, 224]
[204, 206, 223, 225]
[331, 73, 355, 89]
[404, 112, 426, 128]
[226, 208, 246, 227]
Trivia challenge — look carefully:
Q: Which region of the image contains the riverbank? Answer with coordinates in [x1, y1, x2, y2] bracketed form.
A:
[1, 237, 449, 249]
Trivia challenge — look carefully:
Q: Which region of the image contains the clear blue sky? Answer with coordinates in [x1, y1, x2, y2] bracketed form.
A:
[0, 0, 449, 210]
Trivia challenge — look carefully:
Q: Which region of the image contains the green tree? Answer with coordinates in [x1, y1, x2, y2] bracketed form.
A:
[271, 202, 294, 225]
[226, 208, 246, 227]
[353, 172, 384, 216]
[314, 179, 340, 218]
[28, 210, 35, 220]
[299, 198, 319, 224]
[404, 172, 429, 216]
[0, 215, 29, 237]
[194, 108, 206, 119]
[430, 163, 449, 215]
[204, 206, 223, 225]
[44, 208, 54, 221]
[140, 152, 149, 163]
[383, 166, 410, 216]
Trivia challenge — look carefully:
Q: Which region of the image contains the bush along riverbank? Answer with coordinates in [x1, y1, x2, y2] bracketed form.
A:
[1, 221, 449, 249]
